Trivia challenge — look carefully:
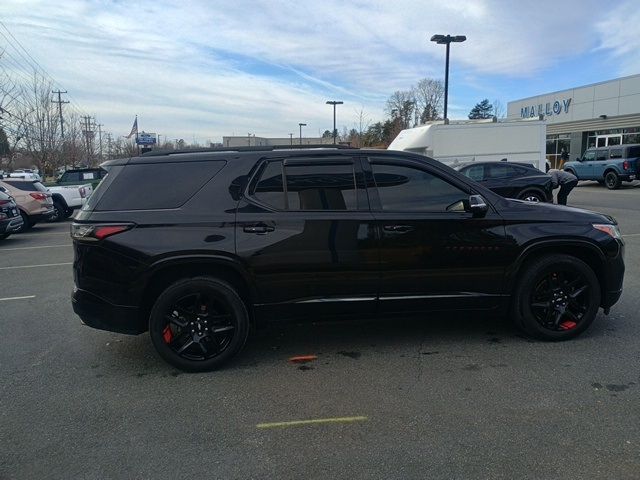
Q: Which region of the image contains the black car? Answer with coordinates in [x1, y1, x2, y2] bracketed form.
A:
[71, 146, 625, 371]
[0, 189, 24, 239]
[454, 161, 553, 203]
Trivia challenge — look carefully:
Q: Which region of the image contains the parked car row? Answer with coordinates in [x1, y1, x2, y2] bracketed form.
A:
[0, 167, 105, 240]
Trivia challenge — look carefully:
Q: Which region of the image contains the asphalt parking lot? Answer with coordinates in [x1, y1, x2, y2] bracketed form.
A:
[1, 182, 639, 480]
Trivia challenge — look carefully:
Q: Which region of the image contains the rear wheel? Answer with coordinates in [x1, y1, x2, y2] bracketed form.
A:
[512, 255, 600, 340]
[49, 201, 65, 222]
[149, 277, 250, 372]
[604, 171, 621, 190]
[518, 190, 545, 203]
[18, 211, 32, 232]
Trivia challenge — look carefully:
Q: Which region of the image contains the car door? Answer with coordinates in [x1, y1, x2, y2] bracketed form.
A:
[592, 148, 609, 179]
[483, 163, 518, 198]
[575, 150, 595, 179]
[365, 156, 510, 313]
[235, 156, 378, 319]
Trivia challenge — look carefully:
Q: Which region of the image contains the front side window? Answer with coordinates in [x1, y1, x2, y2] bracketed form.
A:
[371, 163, 467, 212]
[487, 164, 509, 179]
[583, 151, 596, 162]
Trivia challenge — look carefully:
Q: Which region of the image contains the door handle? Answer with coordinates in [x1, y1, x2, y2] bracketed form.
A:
[383, 224, 414, 233]
[243, 225, 275, 234]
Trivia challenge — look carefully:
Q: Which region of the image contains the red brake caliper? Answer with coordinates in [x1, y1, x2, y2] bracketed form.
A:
[559, 321, 577, 330]
[162, 325, 173, 344]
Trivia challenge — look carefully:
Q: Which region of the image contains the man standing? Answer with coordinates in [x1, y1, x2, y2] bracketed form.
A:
[549, 169, 578, 205]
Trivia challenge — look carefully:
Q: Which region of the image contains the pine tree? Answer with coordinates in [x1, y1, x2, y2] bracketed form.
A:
[468, 99, 494, 119]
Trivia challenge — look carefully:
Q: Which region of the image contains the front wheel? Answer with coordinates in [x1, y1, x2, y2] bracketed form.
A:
[604, 171, 621, 190]
[512, 255, 601, 340]
[518, 190, 545, 203]
[149, 277, 250, 372]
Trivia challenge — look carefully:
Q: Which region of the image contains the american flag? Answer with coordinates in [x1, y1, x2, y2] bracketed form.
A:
[126, 116, 138, 138]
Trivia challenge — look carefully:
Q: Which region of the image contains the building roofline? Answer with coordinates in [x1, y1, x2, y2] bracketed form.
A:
[509, 73, 640, 104]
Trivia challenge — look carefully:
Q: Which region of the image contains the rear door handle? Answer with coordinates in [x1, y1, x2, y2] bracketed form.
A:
[243, 225, 275, 234]
[383, 225, 414, 233]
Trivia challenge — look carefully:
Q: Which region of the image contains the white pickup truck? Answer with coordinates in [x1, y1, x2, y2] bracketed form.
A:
[47, 184, 92, 221]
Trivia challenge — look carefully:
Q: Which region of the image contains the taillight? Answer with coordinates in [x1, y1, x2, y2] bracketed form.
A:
[71, 223, 133, 241]
[29, 192, 47, 201]
[623, 161, 629, 170]
[79, 187, 87, 198]
[0, 199, 9, 206]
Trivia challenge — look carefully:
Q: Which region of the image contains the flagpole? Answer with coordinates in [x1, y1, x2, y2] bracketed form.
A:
[135, 115, 140, 156]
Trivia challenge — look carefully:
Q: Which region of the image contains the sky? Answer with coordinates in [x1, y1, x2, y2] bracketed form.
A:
[2, 0, 640, 144]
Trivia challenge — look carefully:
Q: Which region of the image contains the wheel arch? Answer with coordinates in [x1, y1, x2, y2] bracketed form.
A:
[51, 193, 68, 209]
[138, 256, 256, 330]
[509, 241, 607, 300]
[517, 186, 547, 201]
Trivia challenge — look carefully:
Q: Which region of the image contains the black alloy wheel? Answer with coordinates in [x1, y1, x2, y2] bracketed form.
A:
[604, 171, 621, 190]
[512, 255, 600, 340]
[149, 277, 250, 371]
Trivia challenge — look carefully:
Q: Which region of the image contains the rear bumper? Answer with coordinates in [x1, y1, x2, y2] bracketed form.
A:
[72, 287, 145, 335]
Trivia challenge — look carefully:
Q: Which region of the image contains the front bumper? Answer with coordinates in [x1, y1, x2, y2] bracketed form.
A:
[72, 287, 145, 335]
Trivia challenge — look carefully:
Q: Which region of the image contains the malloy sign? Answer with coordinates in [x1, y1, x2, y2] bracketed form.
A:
[520, 98, 572, 118]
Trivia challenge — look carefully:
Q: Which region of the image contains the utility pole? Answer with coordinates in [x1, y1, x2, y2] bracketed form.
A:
[298, 123, 306, 145]
[52, 90, 69, 139]
[96, 123, 103, 160]
[106, 133, 113, 159]
[81, 116, 94, 165]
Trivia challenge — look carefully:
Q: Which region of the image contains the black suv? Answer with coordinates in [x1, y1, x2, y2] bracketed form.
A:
[71, 146, 625, 371]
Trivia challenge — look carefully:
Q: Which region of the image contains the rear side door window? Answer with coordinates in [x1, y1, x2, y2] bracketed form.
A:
[596, 149, 608, 161]
[251, 158, 366, 211]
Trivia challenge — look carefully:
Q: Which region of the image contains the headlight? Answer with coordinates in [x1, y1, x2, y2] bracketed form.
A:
[593, 224, 622, 239]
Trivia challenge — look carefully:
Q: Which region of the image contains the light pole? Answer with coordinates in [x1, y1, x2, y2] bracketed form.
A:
[288, 133, 293, 145]
[430, 34, 466, 121]
[298, 123, 306, 145]
[325, 100, 343, 144]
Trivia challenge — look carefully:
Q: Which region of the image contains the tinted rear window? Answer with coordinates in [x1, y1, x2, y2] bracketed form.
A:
[4, 180, 47, 192]
[93, 161, 226, 211]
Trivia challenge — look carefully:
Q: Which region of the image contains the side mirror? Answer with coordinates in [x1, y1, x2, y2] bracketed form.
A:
[576, 157, 582, 162]
[466, 194, 488, 217]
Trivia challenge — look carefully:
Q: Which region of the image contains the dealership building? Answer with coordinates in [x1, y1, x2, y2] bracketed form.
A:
[507, 74, 640, 168]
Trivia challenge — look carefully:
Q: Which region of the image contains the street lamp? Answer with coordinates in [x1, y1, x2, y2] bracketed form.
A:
[325, 100, 343, 144]
[430, 34, 466, 121]
[298, 123, 307, 145]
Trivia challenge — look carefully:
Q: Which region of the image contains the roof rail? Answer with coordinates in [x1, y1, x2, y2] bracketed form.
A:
[141, 144, 357, 157]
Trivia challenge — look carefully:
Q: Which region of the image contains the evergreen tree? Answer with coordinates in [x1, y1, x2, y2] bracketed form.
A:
[468, 99, 494, 119]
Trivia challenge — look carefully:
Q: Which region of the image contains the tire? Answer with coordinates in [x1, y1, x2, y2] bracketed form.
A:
[604, 171, 621, 190]
[63, 208, 74, 219]
[49, 201, 65, 222]
[149, 277, 250, 372]
[511, 254, 601, 341]
[0, 233, 9, 240]
[517, 190, 545, 203]
[18, 211, 32, 232]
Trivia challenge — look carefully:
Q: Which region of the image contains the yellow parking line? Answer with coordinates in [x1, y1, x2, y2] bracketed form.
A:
[257, 416, 368, 429]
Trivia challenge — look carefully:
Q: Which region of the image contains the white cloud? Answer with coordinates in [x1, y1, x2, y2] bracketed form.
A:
[0, 0, 618, 142]
[595, 1, 640, 74]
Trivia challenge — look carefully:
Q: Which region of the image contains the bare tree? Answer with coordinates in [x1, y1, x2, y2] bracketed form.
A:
[492, 99, 506, 119]
[385, 90, 415, 130]
[413, 78, 444, 125]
